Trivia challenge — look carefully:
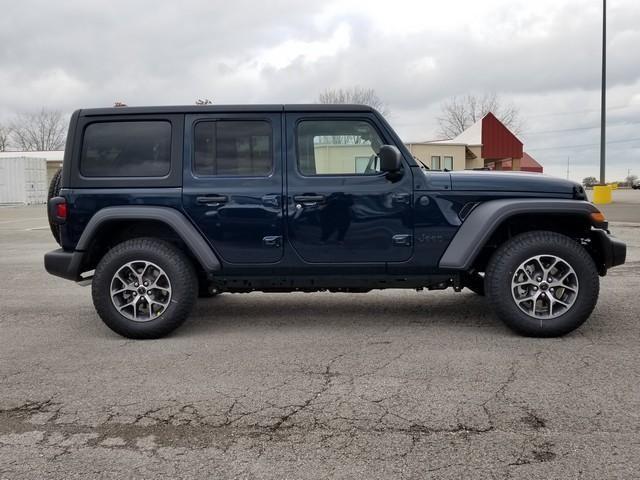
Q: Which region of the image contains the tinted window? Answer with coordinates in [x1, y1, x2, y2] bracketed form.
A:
[296, 120, 384, 176]
[81, 121, 171, 177]
[194, 121, 272, 176]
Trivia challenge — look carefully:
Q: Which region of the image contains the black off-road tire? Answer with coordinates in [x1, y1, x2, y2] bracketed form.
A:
[92, 238, 197, 339]
[485, 231, 599, 337]
[47, 168, 62, 245]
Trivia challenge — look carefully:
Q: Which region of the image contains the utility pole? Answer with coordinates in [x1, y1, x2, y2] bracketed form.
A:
[600, 0, 607, 184]
[566, 157, 570, 180]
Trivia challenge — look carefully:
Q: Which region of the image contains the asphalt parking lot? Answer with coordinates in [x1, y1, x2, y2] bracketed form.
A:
[1, 191, 639, 479]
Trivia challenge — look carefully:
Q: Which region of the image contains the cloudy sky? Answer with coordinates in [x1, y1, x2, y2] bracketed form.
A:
[2, 0, 639, 181]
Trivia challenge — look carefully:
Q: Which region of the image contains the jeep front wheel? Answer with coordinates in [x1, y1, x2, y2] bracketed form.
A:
[92, 238, 197, 339]
[485, 231, 599, 337]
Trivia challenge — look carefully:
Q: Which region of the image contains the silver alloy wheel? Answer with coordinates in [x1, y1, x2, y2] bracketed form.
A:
[511, 254, 579, 319]
[110, 260, 172, 322]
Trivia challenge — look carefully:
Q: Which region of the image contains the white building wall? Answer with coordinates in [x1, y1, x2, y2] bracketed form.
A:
[0, 150, 64, 185]
[0, 157, 47, 204]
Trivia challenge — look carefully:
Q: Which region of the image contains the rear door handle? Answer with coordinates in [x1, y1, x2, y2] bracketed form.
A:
[293, 195, 326, 204]
[262, 195, 280, 208]
[197, 195, 228, 206]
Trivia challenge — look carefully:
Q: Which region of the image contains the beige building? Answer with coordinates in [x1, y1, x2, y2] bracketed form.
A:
[405, 112, 543, 173]
[312, 144, 374, 174]
[405, 142, 468, 171]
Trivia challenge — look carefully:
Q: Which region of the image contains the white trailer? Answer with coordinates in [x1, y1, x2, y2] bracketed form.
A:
[0, 157, 48, 205]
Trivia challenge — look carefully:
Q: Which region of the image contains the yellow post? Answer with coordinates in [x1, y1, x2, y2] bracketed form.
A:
[593, 184, 612, 204]
[610, 182, 618, 190]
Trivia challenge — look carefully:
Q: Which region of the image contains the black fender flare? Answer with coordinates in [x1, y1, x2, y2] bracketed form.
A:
[76, 206, 221, 272]
[438, 199, 598, 270]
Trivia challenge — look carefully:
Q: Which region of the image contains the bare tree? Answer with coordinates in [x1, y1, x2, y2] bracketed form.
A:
[437, 93, 523, 139]
[195, 98, 213, 105]
[11, 109, 67, 151]
[0, 124, 11, 151]
[316, 87, 389, 145]
[318, 87, 389, 116]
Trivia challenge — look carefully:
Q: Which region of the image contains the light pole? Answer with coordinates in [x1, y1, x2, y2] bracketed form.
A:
[600, 0, 607, 185]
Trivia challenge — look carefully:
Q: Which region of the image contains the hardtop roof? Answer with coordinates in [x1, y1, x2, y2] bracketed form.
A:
[78, 104, 376, 117]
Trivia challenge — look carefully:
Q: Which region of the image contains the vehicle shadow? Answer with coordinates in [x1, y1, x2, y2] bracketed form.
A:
[180, 291, 504, 336]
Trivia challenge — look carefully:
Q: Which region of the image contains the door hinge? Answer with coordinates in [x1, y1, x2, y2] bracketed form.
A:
[392, 234, 413, 246]
[263, 236, 282, 248]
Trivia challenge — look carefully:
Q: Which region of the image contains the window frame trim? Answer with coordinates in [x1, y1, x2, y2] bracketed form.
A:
[69, 113, 184, 189]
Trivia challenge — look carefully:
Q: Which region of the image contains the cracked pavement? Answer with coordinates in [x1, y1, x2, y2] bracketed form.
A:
[1, 205, 639, 479]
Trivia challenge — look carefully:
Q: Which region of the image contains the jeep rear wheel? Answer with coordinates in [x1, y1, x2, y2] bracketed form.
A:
[92, 238, 197, 339]
[485, 231, 599, 337]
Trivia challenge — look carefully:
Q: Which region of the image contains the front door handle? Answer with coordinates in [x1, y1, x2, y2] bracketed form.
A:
[293, 194, 326, 205]
[392, 234, 413, 246]
[391, 193, 411, 204]
[197, 195, 228, 206]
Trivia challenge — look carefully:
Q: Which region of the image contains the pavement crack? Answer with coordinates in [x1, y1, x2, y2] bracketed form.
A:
[271, 353, 344, 431]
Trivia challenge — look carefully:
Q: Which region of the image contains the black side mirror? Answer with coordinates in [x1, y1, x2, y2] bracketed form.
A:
[378, 145, 402, 173]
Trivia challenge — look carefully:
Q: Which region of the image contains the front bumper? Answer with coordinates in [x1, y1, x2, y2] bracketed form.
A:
[591, 229, 626, 272]
[44, 249, 84, 281]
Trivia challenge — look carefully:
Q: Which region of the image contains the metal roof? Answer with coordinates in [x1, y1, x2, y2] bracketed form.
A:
[481, 112, 523, 160]
[0, 150, 64, 160]
[446, 118, 483, 146]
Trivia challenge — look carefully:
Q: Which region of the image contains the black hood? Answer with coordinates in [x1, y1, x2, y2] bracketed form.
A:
[448, 170, 585, 198]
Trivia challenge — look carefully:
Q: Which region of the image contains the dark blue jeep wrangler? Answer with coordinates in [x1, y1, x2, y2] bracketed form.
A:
[45, 105, 626, 339]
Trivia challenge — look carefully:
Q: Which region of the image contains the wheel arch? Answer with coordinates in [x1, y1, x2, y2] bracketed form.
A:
[76, 206, 221, 275]
[439, 199, 600, 272]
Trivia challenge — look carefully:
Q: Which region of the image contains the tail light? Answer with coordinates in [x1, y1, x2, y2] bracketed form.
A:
[49, 197, 67, 223]
[55, 202, 67, 220]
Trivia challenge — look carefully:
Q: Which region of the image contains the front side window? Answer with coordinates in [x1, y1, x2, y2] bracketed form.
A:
[194, 121, 272, 176]
[296, 120, 385, 175]
[81, 121, 171, 177]
[431, 156, 441, 170]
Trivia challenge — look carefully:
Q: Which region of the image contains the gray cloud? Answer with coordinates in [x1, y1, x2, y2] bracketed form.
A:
[1, 0, 638, 180]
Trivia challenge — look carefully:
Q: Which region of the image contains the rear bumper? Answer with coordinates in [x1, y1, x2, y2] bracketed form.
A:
[592, 229, 626, 271]
[44, 249, 84, 281]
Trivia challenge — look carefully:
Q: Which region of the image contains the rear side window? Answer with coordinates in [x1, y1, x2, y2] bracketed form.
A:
[80, 121, 171, 177]
[194, 121, 272, 176]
